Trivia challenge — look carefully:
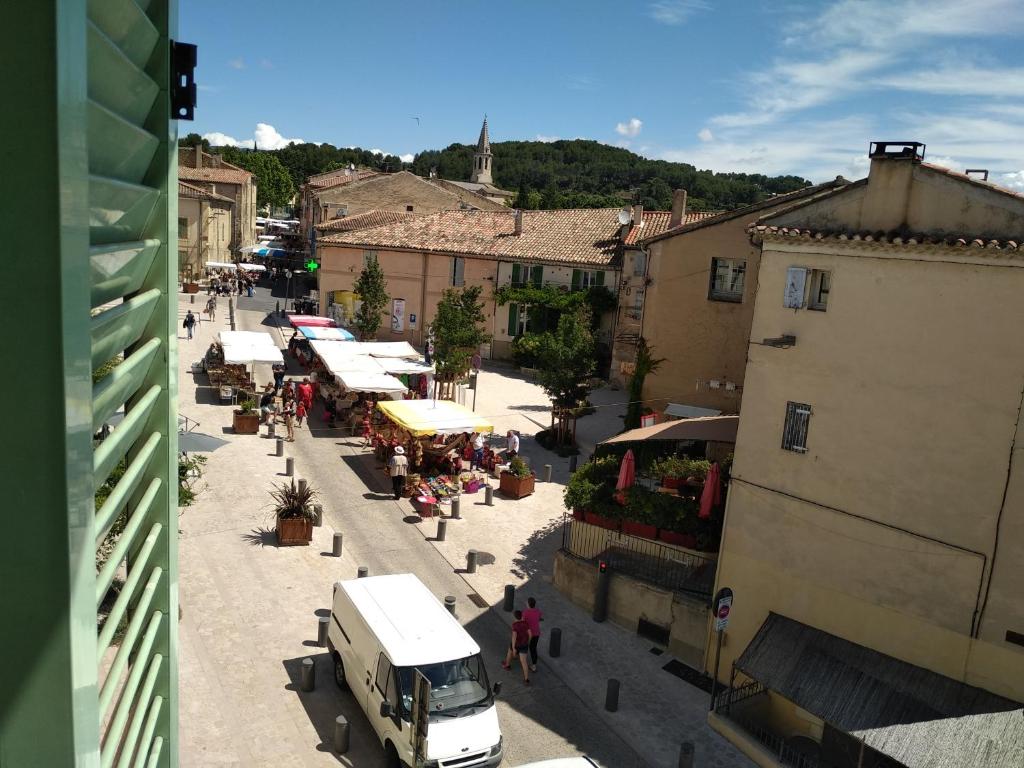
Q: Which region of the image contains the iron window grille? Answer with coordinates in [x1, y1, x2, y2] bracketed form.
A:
[782, 402, 812, 452]
[709, 258, 746, 302]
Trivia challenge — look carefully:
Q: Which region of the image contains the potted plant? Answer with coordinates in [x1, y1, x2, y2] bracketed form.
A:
[584, 510, 620, 530]
[232, 397, 260, 434]
[620, 488, 658, 539]
[271, 479, 317, 546]
[500, 457, 536, 499]
[653, 456, 687, 489]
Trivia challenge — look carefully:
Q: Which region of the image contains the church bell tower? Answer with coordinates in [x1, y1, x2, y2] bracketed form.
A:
[471, 115, 493, 185]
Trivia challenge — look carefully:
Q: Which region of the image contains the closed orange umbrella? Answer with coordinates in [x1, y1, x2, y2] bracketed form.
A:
[616, 449, 636, 491]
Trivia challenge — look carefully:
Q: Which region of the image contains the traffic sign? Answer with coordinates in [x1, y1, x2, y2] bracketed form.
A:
[713, 587, 733, 632]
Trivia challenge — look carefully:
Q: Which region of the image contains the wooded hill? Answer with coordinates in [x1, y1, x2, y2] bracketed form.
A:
[181, 133, 811, 212]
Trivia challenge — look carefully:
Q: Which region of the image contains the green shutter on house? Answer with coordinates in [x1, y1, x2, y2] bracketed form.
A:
[508, 304, 519, 336]
[531, 265, 543, 287]
[572, 269, 581, 289]
[511, 263, 521, 286]
[596, 271, 605, 287]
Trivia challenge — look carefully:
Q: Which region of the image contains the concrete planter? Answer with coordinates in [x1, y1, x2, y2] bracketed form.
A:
[276, 516, 313, 546]
[184, 282, 200, 294]
[500, 471, 535, 499]
[232, 410, 260, 434]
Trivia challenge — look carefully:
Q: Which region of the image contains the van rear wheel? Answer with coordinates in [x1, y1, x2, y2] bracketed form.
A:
[333, 655, 348, 690]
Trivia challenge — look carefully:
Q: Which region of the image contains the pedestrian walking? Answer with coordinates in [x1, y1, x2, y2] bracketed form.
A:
[501, 610, 532, 684]
[296, 398, 307, 427]
[471, 432, 485, 470]
[522, 597, 543, 671]
[298, 378, 314, 412]
[272, 363, 286, 394]
[282, 394, 296, 441]
[388, 446, 408, 500]
[183, 310, 197, 340]
[506, 430, 520, 460]
[206, 296, 217, 322]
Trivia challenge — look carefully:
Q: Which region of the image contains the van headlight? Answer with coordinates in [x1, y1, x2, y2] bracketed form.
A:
[488, 737, 503, 756]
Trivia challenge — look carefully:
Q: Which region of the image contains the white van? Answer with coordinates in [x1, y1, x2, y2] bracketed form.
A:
[327, 574, 504, 768]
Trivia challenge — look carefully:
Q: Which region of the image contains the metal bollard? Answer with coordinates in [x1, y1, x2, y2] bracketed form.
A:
[298, 478, 308, 494]
[605, 679, 620, 712]
[357, 566, 369, 578]
[190, 294, 195, 304]
[549, 628, 562, 658]
[301, 658, 315, 692]
[450, 495, 461, 519]
[436, 519, 447, 541]
[317, 616, 329, 647]
[313, 504, 323, 527]
[276, 436, 284, 456]
[444, 596, 456, 615]
[268, 421, 276, 438]
[544, 464, 553, 482]
[333, 716, 350, 754]
[569, 454, 578, 473]
[332, 532, 344, 557]
[466, 550, 478, 574]
[593, 562, 611, 623]
[484, 485, 494, 506]
[286, 457, 294, 477]
[678, 742, 694, 768]
[502, 585, 515, 612]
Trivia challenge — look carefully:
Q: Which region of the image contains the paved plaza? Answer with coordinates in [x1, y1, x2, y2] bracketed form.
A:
[175, 288, 751, 767]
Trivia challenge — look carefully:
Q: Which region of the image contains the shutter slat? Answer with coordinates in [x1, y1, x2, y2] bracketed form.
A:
[95, 486, 161, 607]
[92, 337, 160, 430]
[90, 288, 160, 368]
[508, 304, 519, 336]
[112, 653, 163, 768]
[86, 22, 159, 124]
[91, 240, 161, 307]
[88, 101, 159, 183]
[88, 176, 161, 245]
[132, 695, 163, 768]
[92, 385, 160, 483]
[94, 432, 161, 540]
[87, 0, 159, 69]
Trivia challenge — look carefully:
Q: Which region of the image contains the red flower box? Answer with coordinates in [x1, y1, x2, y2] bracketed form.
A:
[622, 520, 657, 540]
[572, 508, 585, 520]
[584, 511, 620, 531]
[661, 476, 681, 489]
[658, 529, 689, 547]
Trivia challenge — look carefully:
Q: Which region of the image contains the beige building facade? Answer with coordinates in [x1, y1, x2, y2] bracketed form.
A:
[633, 181, 849, 414]
[709, 144, 1024, 768]
[177, 181, 233, 278]
[179, 146, 257, 253]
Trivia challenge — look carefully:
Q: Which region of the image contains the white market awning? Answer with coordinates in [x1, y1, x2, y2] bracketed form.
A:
[336, 371, 407, 395]
[297, 326, 355, 341]
[377, 358, 434, 375]
[237, 263, 266, 272]
[219, 331, 284, 365]
[205, 261, 237, 270]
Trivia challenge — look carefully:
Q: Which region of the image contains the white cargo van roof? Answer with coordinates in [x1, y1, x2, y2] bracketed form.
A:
[340, 574, 481, 666]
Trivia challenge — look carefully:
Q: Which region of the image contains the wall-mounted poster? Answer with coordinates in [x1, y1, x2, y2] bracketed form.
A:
[784, 267, 808, 309]
[392, 298, 406, 332]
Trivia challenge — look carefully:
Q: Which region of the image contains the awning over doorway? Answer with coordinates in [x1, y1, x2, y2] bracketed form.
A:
[735, 613, 1024, 768]
[601, 415, 738, 445]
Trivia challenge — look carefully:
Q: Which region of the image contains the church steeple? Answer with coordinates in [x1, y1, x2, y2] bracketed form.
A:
[471, 115, 493, 185]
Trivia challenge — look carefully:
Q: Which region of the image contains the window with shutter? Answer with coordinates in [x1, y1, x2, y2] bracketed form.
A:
[531, 265, 543, 287]
[508, 304, 519, 336]
[451, 257, 465, 287]
[781, 402, 812, 452]
[511, 263, 522, 286]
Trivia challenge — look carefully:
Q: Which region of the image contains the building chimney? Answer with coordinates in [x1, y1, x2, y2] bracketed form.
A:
[429, 166, 437, 179]
[193, 142, 203, 169]
[514, 209, 523, 236]
[669, 189, 687, 227]
[632, 203, 643, 226]
[863, 141, 924, 230]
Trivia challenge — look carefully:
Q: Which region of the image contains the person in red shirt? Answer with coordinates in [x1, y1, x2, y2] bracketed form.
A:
[298, 378, 314, 412]
[522, 597, 543, 672]
[501, 610, 532, 684]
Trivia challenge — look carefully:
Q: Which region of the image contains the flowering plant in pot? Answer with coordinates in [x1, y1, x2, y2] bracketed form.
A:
[271, 479, 317, 546]
[233, 396, 260, 434]
[500, 456, 535, 499]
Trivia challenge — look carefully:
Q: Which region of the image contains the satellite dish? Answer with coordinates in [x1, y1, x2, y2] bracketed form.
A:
[617, 208, 631, 226]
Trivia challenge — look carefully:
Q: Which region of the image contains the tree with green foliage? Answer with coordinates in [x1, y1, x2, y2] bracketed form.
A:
[217, 147, 296, 209]
[536, 306, 597, 446]
[624, 339, 666, 430]
[352, 257, 389, 340]
[178, 132, 210, 151]
[432, 286, 491, 399]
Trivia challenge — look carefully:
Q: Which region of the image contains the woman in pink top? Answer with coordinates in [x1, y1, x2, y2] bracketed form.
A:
[522, 597, 543, 672]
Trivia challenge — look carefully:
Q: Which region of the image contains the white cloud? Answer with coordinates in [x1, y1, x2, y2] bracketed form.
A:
[697, 128, 714, 142]
[369, 148, 385, 156]
[203, 123, 305, 150]
[399, 153, 415, 163]
[1000, 171, 1024, 191]
[877, 66, 1024, 98]
[648, 0, 709, 25]
[228, 58, 245, 70]
[535, 134, 560, 143]
[615, 117, 643, 137]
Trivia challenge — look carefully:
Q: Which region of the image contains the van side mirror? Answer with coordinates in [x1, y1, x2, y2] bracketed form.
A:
[492, 681, 502, 696]
[380, 701, 394, 718]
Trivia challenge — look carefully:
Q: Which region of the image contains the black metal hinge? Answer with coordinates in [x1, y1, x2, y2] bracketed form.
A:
[170, 40, 197, 121]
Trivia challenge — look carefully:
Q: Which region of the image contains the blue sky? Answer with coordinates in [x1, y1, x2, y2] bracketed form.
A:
[182, 0, 1024, 187]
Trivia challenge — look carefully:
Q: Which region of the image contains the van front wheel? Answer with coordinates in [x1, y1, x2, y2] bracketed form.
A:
[384, 742, 405, 768]
[333, 655, 348, 690]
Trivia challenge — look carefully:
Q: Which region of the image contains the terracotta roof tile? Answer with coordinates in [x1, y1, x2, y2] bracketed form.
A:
[749, 225, 1022, 253]
[179, 165, 252, 185]
[306, 168, 381, 190]
[315, 210, 423, 233]
[319, 209, 627, 266]
[178, 180, 233, 203]
[425, 178, 511, 209]
[623, 211, 717, 245]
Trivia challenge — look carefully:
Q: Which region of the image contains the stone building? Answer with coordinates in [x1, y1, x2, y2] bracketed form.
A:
[176, 180, 233, 277]
[178, 145, 257, 253]
[440, 117, 515, 205]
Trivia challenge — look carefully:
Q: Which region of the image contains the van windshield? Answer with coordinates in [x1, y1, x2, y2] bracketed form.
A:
[396, 654, 491, 718]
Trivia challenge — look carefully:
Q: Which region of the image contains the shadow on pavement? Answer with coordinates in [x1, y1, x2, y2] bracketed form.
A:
[241, 527, 277, 547]
[341, 454, 389, 494]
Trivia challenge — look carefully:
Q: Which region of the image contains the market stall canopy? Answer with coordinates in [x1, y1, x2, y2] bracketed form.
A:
[352, 341, 419, 358]
[378, 399, 493, 437]
[218, 330, 284, 365]
[297, 325, 355, 341]
[237, 263, 266, 271]
[377, 358, 434, 375]
[337, 371, 407, 395]
[205, 261, 236, 270]
[310, 340, 385, 373]
[289, 315, 337, 328]
[601, 415, 739, 445]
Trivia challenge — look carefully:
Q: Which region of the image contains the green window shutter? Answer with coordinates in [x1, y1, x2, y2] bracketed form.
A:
[596, 270, 605, 287]
[508, 304, 519, 336]
[572, 269, 581, 289]
[531, 265, 543, 287]
[511, 264, 521, 286]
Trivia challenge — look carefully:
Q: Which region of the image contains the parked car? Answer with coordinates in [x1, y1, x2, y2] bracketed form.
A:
[327, 573, 503, 768]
